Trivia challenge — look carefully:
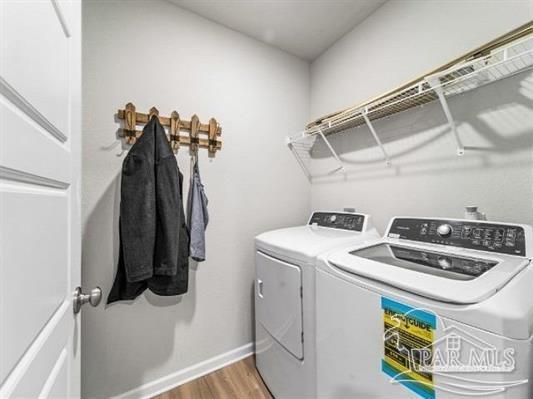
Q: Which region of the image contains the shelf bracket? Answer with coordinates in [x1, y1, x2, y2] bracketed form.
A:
[362, 109, 391, 167]
[317, 128, 345, 174]
[286, 134, 312, 181]
[286, 129, 344, 181]
[425, 75, 465, 156]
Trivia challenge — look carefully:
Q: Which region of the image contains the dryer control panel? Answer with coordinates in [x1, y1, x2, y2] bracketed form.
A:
[309, 212, 365, 232]
[388, 218, 526, 256]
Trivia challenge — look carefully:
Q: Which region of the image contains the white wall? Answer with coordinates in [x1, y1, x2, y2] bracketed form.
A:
[82, 1, 310, 397]
[82, 0, 533, 396]
[309, 0, 533, 232]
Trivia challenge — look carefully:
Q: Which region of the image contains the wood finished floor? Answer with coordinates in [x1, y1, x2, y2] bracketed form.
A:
[153, 356, 273, 399]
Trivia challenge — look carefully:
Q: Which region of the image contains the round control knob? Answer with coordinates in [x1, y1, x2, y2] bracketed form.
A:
[437, 224, 453, 237]
[330, 215, 337, 222]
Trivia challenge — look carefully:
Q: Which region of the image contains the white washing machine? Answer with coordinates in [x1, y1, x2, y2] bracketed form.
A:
[255, 211, 380, 399]
[316, 216, 533, 399]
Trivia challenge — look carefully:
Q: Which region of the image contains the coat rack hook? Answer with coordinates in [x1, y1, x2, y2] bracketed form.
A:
[149, 107, 159, 120]
[170, 111, 181, 153]
[208, 117, 218, 155]
[124, 102, 137, 145]
[190, 114, 200, 154]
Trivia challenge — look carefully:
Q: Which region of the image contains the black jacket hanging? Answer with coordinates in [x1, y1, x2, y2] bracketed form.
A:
[107, 116, 189, 303]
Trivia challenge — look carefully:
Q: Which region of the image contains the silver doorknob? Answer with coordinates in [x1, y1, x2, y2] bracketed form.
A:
[73, 286, 102, 314]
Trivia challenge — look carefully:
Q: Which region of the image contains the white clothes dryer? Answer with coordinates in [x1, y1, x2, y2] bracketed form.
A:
[316, 216, 533, 399]
[254, 211, 379, 399]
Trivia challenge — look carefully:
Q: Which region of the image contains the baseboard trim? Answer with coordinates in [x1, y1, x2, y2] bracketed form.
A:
[112, 342, 254, 399]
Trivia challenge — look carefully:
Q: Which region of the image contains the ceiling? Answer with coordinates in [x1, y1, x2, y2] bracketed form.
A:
[169, 0, 387, 61]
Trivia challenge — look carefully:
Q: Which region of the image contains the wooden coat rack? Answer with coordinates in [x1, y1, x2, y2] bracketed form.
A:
[117, 103, 222, 155]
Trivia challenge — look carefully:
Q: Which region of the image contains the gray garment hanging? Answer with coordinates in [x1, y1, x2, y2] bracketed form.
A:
[187, 157, 209, 261]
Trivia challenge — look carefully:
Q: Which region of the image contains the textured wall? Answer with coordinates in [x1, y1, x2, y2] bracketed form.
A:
[82, 1, 310, 397]
[309, 0, 533, 232]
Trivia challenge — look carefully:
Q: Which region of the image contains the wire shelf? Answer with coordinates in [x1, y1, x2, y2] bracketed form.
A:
[437, 35, 533, 97]
[287, 130, 344, 181]
[288, 29, 533, 178]
[311, 34, 533, 136]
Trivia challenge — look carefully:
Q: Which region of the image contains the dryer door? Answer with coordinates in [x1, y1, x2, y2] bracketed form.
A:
[256, 251, 303, 359]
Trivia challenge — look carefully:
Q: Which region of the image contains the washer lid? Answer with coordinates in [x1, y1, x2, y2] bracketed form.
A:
[328, 241, 530, 304]
[255, 225, 375, 264]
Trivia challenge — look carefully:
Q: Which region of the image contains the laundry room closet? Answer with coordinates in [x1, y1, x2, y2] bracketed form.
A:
[47, 0, 533, 397]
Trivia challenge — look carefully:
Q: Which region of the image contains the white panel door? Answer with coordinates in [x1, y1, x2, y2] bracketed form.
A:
[0, 0, 81, 397]
[256, 251, 304, 359]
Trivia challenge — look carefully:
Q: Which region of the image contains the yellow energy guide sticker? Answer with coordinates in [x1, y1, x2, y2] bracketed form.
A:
[381, 297, 436, 399]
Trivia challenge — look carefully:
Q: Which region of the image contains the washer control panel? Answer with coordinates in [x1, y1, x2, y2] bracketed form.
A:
[388, 218, 526, 256]
[309, 212, 365, 232]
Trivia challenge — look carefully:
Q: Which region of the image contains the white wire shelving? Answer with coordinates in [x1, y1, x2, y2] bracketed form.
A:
[288, 30, 533, 180]
[286, 130, 344, 180]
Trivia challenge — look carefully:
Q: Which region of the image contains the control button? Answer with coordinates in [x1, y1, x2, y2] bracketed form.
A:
[437, 256, 452, 270]
[483, 229, 494, 240]
[494, 229, 504, 243]
[437, 224, 453, 237]
[462, 226, 472, 239]
[330, 215, 337, 223]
